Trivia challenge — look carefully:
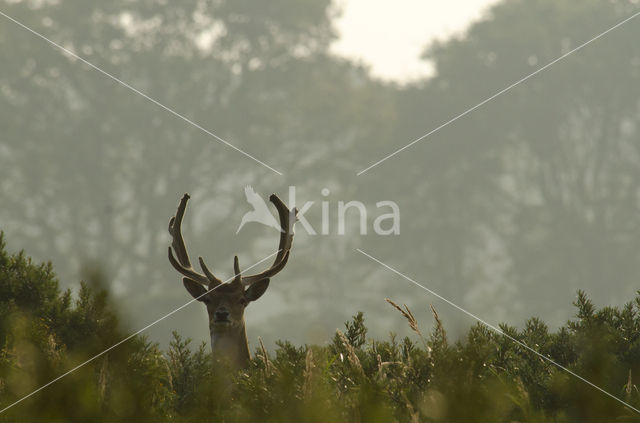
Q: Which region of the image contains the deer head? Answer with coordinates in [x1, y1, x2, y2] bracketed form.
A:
[168, 193, 296, 368]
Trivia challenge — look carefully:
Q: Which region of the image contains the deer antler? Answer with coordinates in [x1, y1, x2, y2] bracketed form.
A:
[169, 193, 295, 289]
[239, 194, 297, 287]
[168, 193, 222, 287]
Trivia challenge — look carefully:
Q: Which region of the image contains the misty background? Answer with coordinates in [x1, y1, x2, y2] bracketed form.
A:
[1, 0, 639, 350]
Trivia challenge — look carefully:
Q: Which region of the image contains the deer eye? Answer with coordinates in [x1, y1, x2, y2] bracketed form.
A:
[239, 298, 247, 306]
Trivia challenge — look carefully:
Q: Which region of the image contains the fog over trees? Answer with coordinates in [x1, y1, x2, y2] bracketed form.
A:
[1, 0, 639, 351]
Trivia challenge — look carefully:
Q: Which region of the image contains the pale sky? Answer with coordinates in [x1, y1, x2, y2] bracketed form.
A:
[331, 0, 501, 82]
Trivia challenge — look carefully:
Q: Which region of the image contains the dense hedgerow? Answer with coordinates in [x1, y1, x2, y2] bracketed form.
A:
[1, 233, 640, 422]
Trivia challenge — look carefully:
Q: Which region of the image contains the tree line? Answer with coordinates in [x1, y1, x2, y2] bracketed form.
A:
[1, 0, 638, 344]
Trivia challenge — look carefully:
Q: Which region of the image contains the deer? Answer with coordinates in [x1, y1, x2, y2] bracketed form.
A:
[168, 193, 296, 369]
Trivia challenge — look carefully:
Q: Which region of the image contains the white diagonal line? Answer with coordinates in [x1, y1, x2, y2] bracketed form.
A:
[0, 249, 281, 414]
[356, 248, 640, 415]
[0, 10, 283, 176]
[356, 10, 640, 176]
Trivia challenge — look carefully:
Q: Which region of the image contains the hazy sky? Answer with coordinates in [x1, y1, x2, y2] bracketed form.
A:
[332, 0, 501, 82]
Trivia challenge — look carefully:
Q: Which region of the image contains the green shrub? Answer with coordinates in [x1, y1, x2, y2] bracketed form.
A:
[1, 232, 640, 422]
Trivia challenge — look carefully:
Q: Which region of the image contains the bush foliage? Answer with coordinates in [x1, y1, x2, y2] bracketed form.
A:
[1, 233, 640, 422]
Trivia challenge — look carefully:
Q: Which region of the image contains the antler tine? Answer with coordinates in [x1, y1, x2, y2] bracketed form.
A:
[232, 255, 242, 285]
[241, 194, 297, 287]
[168, 193, 221, 287]
[199, 256, 222, 286]
[168, 194, 192, 268]
[168, 247, 208, 284]
[272, 194, 297, 261]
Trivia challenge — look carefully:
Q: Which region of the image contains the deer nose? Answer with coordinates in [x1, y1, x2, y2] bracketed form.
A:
[214, 310, 230, 321]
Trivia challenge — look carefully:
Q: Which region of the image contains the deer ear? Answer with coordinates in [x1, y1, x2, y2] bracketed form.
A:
[183, 278, 208, 300]
[244, 278, 270, 302]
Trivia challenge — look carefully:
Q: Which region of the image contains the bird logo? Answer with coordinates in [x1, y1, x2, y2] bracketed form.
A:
[236, 186, 283, 234]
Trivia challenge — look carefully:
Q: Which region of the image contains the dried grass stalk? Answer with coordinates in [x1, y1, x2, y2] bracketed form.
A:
[303, 348, 315, 400]
[257, 336, 274, 376]
[385, 298, 428, 348]
[336, 329, 364, 376]
[430, 304, 448, 347]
